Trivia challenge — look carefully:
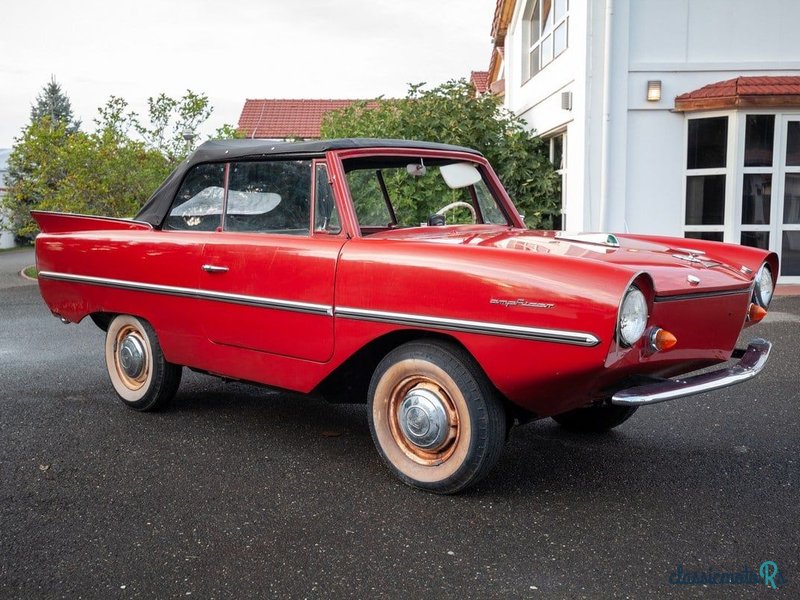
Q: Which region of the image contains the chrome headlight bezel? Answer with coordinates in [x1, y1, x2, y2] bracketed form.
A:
[753, 263, 774, 309]
[618, 286, 648, 347]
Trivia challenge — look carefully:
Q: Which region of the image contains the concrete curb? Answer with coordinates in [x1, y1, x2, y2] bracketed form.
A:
[19, 266, 37, 282]
[775, 284, 800, 297]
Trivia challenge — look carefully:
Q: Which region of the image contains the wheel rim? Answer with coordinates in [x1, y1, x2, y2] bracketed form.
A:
[388, 376, 460, 466]
[113, 325, 150, 391]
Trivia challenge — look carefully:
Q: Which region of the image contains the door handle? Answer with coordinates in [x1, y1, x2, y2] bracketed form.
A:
[202, 264, 229, 273]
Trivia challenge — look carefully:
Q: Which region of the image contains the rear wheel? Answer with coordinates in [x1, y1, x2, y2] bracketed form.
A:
[104, 315, 182, 411]
[552, 403, 637, 433]
[368, 340, 506, 494]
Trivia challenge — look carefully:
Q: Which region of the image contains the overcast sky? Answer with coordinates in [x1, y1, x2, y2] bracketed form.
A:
[0, 0, 496, 149]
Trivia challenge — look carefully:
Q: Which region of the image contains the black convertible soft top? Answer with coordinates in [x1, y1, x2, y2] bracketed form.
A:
[135, 138, 481, 227]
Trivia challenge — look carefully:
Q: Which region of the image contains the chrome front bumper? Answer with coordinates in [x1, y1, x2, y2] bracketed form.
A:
[611, 339, 772, 406]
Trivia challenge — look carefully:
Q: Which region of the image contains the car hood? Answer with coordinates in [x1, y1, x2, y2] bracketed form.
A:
[367, 227, 754, 296]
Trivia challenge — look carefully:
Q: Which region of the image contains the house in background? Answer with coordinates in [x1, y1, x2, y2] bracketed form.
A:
[0, 148, 14, 249]
[488, 0, 800, 283]
[238, 99, 369, 140]
[470, 71, 490, 96]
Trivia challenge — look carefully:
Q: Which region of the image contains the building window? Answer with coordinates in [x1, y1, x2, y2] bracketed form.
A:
[549, 133, 566, 230]
[684, 116, 729, 241]
[522, 0, 569, 82]
[739, 115, 775, 250]
[682, 109, 800, 280]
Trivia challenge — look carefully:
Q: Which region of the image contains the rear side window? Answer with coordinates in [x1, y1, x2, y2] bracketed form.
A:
[224, 160, 311, 235]
[314, 163, 341, 234]
[164, 163, 226, 231]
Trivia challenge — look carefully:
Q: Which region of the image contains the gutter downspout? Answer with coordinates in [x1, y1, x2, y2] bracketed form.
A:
[598, 0, 614, 231]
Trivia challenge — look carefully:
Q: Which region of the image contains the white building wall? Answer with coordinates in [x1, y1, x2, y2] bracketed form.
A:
[0, 148, 14, 249]
[623, 0, 800, 235]
[504, 0, 800, 237]
[624, 110, 685, 235]
[0, 207, 14, 249]
[507, 0, 589, 230]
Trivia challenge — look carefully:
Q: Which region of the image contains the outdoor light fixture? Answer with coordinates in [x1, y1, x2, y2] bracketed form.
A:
[647, 80, 662, 102]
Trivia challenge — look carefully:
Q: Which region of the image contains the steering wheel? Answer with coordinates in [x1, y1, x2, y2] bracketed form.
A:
[435, 201, 477, 224]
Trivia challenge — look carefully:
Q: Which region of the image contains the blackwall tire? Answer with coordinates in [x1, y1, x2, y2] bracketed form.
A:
[368, 340, 506, 494]
[104, 315, 182, 411]
[552, 403, 638, 433]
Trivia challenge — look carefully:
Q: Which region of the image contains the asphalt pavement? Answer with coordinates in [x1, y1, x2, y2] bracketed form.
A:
[1, 248, 798, 598]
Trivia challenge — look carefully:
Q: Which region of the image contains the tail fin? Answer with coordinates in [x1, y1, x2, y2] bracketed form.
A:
[31, 211, 153, 234]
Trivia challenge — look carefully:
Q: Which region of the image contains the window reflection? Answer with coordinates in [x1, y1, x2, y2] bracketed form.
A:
[687, 117, 728, 169]
[741, 174, 771, 225]
[744, 115, 774, 167]
[786, 122, 800, 167]
[784, 173, 800, 225]
[741, 231, 769, 250]
[781, 231, 800, 276]
[686, 175, 725, 225]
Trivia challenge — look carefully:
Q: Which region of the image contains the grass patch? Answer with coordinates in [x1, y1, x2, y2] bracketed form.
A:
[23, 265, 38, 279]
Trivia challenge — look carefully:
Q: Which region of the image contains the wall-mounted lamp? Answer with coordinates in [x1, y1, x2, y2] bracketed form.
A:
[646, 80, 662, 102]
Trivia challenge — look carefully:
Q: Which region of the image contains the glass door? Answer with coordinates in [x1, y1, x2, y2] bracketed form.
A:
[778, 116, 800, 282]
[734, 113, 800, 283]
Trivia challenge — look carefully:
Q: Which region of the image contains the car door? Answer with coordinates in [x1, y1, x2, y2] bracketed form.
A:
[139, 161, 227, 351]
[199, 159, 344, 362]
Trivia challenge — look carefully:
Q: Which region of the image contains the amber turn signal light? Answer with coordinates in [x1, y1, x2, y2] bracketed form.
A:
[748, 303, 767, 324]
[650, 328, 677, 352]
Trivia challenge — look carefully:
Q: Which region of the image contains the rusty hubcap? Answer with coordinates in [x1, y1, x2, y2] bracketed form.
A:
[398, 387, 449, 449]
[114, 326, 149, 390]
[388, 377, 459, 465]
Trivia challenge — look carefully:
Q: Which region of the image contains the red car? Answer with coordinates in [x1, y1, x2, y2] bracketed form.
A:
[33, 138, 777, 493]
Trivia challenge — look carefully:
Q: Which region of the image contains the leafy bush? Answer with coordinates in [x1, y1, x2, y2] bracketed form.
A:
[321, 80, 561, 228]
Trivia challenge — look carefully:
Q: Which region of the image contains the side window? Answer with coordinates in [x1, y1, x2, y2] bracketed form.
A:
[164, 163, 225, 231]
[314, 163, 341, 234]
[346, 169, 394, 226]
[225, 160, 311, 235]
[474, 179, 507, 224]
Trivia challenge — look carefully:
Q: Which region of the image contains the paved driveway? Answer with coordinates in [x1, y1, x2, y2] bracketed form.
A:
[0, 248, 35, 289]
[1, 249, 798, 598]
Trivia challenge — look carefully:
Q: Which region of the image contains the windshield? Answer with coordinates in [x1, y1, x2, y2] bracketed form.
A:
[342, 156, 511, 234]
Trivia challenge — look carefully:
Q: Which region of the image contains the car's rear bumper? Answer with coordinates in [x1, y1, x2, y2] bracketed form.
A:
[611, 339, 772, 406]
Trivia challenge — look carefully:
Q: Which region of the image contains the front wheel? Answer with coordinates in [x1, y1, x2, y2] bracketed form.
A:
[104, 315, 182, 411]
[551, 403, 638, 433]
[368, 340, 507, 494]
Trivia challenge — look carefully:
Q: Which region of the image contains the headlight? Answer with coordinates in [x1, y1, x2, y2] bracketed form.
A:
[618, 286, 648, 346]
[753, 264, 774, 308]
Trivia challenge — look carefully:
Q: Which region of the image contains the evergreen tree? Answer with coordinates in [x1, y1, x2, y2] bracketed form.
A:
[30, 76, 80, 131]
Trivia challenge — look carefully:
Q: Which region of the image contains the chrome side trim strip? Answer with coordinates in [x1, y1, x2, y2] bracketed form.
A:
[37, 271, 333, 316]
[611, 338, 771, 406]
[335, 306, 600, 346]
[39, 271, 601, 346]
[653, 288, 751, 302]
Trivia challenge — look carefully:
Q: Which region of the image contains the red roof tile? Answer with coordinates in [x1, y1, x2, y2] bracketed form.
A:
[675, 76, 800, 111]
[238, 99, 372, 139]
[491, 0, 515, 43]
[470, 70, 490, 94]
[491, 0, 504, 38]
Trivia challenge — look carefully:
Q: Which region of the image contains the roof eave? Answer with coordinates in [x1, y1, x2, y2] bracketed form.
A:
[675, 95, 800, 112]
